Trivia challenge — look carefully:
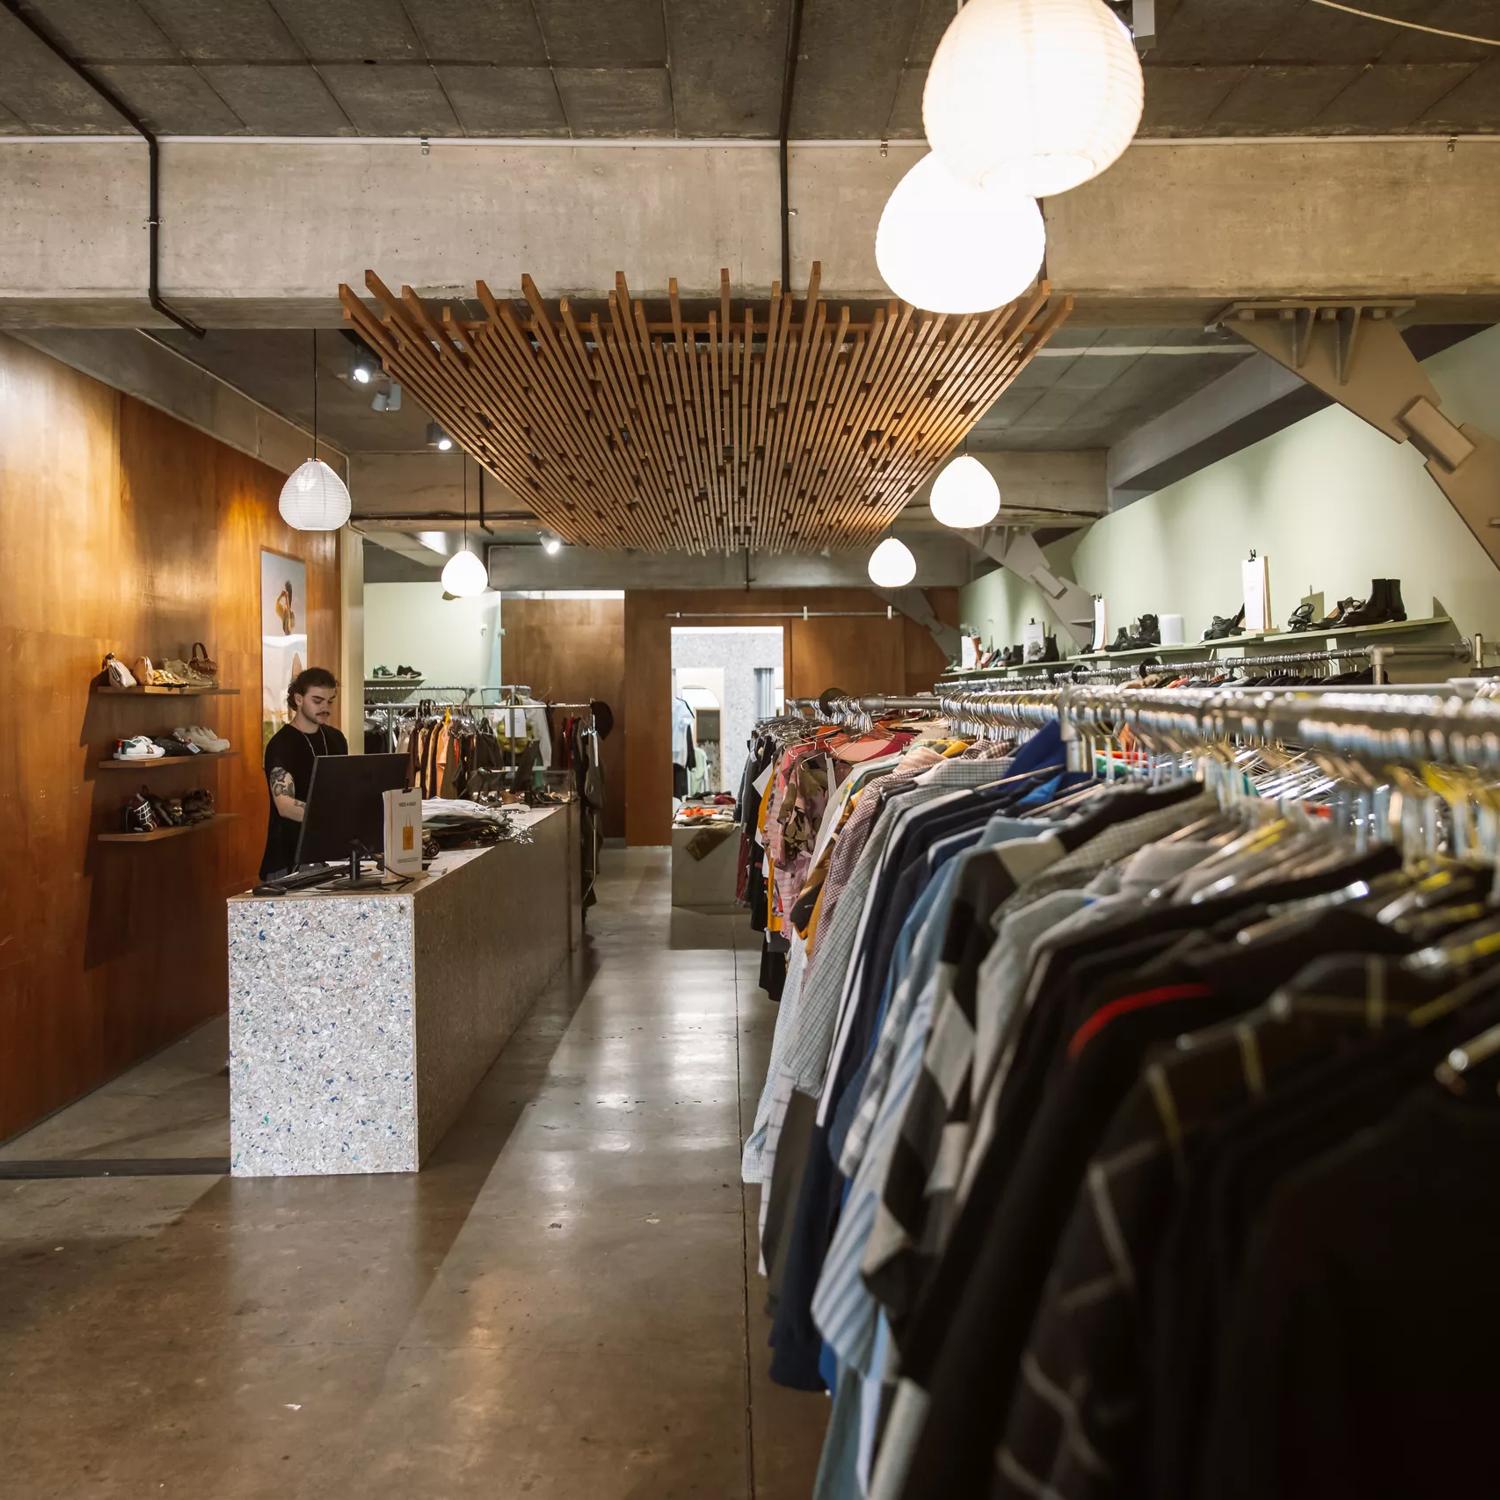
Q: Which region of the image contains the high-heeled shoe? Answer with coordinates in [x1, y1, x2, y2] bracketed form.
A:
[1203, 605, 1246, 641]
[1286, 601, 1315, 632]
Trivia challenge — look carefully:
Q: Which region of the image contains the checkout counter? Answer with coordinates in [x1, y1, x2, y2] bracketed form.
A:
[227, 802, 580, 1177]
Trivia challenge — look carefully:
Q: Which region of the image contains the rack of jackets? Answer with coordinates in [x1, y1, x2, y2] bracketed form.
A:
[477, 685, 553, 766]
[737, 700, 949, 1003]
[540, 700, 605, 912]
[743, 679, 1500, 1500]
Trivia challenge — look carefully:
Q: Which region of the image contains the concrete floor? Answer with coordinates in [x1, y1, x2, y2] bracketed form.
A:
[0, 849, 829, 1499]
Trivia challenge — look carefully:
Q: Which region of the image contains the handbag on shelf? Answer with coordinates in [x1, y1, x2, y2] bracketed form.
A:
[189, 641, 218, 679]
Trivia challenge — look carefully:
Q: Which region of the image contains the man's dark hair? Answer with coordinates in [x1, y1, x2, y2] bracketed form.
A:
[288, 667, 338, 714]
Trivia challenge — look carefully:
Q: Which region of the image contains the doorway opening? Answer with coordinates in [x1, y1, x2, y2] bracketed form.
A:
[669, 626, 784, 810]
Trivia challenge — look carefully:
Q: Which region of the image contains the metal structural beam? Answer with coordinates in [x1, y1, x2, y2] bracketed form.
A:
[1222, 300, 1500, 572]
[977, 527, 1096, 649]
[9, 327, 344, 478]
[3, 139, 1500, 327]
[470, 536, 978, 592]
[870, 587, 963, 662]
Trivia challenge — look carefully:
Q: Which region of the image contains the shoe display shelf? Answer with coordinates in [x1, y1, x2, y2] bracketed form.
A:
[365, 676, 425, 705]
[1254, 614, 1453, 646]
[98, 814, 238, 844]
[93, 684, 240, 696]
[97, 751, 238, 771]
[93, 682, 238, 839]
[1069, 636, 1269, 664]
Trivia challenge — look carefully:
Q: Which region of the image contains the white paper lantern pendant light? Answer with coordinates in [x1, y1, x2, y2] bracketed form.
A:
[923, 0, 1144, 200]
[876, 151, 1045, 315]
[279, 331, 353, 532]
[867, 536, 918, 588]
[930, 448, 1001, 529]
[441, 454, 489, 598]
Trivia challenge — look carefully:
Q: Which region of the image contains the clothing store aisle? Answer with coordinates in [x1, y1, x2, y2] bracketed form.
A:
[0, 849, 829, 1500]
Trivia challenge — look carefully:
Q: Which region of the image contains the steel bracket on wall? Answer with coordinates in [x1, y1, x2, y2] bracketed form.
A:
[870, 587, 962, 662]
[978, 527, 1095, 650]
[1219, 299, 1500, 573]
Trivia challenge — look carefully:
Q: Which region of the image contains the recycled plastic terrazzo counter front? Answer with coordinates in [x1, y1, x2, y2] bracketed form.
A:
[227, 802, 580, 1176]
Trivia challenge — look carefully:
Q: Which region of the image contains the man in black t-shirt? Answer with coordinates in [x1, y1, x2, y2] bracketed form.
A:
[261, 666, 349, 878]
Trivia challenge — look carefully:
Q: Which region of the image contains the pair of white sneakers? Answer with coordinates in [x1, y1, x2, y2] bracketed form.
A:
[174, 725, 231, 754]
[114, 735, 164, 760]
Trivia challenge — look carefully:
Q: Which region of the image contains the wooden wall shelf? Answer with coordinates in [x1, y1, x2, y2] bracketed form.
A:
[92, 684, 239, 696]
[98, 813, 238, 844]
[97, 752, 238, 771]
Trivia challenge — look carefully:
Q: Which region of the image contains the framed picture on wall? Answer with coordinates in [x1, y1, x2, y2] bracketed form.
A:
[261, 548, 307, 749]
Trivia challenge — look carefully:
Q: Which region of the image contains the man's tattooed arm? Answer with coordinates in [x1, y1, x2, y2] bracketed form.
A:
[269, 767, 306, 822]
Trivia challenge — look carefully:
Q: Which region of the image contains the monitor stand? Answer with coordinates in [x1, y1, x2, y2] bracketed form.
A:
[321, 841, 391, 892]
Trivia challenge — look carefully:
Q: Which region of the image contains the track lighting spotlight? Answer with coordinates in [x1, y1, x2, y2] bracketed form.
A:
[541, 534, 563, 556]
[350, 356, 374, 385]
[371, 381, 403, 413]
[426, 421, 453, 451]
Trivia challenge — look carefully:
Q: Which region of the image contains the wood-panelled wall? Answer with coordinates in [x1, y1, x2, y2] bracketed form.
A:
[0, 335, 339, 1141]
[622, 587, 956, 845]
[498, 595, 627, 839]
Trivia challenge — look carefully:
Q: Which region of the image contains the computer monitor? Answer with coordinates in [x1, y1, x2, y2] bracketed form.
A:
[295, 753, 411, 888]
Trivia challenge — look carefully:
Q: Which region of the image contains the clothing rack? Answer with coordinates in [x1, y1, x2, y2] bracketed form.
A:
[935, 680, 1500, 776]
[787, 692, 940, 732]
[364, 686, 481, 751]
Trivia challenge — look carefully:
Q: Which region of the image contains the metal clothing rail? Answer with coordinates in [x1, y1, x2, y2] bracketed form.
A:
[665, 607, 896, 620]
[936, 681, 1500, 775]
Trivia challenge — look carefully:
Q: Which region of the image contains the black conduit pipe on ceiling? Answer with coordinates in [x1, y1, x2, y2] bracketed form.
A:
[777, 0, 806, 292]
[2, 0, 205, 338]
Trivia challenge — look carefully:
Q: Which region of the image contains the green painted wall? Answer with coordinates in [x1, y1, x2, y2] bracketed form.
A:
[961, 326, 1500, 653]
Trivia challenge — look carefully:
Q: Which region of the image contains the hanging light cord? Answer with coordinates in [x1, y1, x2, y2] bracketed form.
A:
[310, 329, 319, 461]
[1308, 0, 1500, 47]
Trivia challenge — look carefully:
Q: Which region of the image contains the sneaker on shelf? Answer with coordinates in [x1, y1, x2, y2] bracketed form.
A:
[113, 735, 164, 760]
[149, 792, 185, 827]
[150, 735, 188, 758]
[169, 728, 204, 753]
[123, 790, 159, 834]
[396, 664, 421, 678]
[182, 725, 231, 754]
[371, 665, 394, 678]
[181, 788, 215, 824]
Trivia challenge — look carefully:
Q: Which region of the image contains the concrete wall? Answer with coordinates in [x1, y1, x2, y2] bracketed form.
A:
[364, 582, 502, 692]
[961, 326, 1500, 651]
[671, 627, 783, 794]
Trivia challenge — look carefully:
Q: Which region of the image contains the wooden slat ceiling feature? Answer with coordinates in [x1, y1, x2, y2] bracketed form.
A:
[340, 267, 1073, 554]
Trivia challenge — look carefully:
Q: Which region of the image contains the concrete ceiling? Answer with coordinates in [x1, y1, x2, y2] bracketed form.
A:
[150, 327, 437, 452]
[972, 325, 1256, 450]
[2, 0, 1497, 139]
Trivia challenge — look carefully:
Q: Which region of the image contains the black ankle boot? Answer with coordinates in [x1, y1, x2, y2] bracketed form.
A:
[1041, 633, 1060, 662]
[1382, 578, 1407, 622]
[1341, 582, 1395, 627]
[1135, 613, 1161, 646]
